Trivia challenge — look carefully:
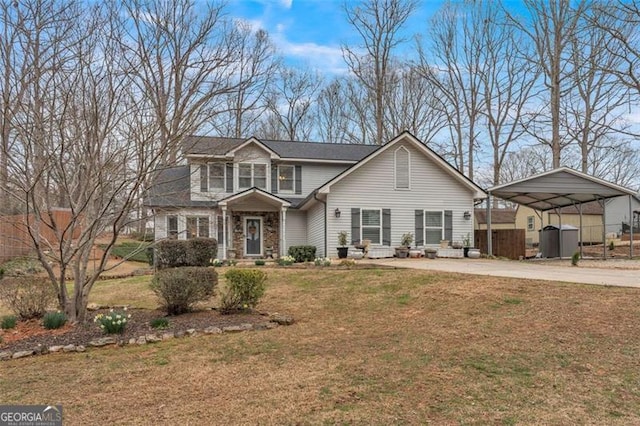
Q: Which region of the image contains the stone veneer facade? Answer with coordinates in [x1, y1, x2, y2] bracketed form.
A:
[230, 211, 280, 258]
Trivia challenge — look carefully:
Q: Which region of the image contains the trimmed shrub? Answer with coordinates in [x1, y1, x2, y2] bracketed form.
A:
[185, 238, 218, 267]
[0, 276, 55, 320]
[287, 245, 316, 263]
[220, 269, 266, 314]
[155, 240, 188, 269]
[1, 315, 17, 330]
[254, 259, 266, 266]
[155, 238, 218, 269]
[43, 311, 67, 330]
[151, 267, 218, 315]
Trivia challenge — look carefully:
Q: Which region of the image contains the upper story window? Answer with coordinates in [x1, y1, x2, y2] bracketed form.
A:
[527, 216, 535, 231]
[238, 163, 267, 190]
[395, 146, 410, 189]
[278, 165, 295, 192]
[199, 163, 225, 193]
[209, 163, 225, 190]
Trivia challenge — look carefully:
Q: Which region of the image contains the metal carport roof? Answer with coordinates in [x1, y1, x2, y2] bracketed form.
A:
[486, 167, 638, 258]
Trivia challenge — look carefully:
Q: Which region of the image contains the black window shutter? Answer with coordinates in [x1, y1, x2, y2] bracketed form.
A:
[217, 215, 224, 245]
[444, 210, 453, 241]
[351, 208, 360, 244]
[415, 210, 424, 245]
[225, 163, 233, 193]
[382, 209, 391, 246]
[294, 165, 302, 194]
[271, 165, 278, 194]
[199, 165, 208, 192]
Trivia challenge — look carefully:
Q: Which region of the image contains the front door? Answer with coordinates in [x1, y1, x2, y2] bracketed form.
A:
[245, 217, 262, 256]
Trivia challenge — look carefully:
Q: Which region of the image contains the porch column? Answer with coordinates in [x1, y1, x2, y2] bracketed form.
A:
[281, 207, 287, 257]
[222, 207, 227, 260]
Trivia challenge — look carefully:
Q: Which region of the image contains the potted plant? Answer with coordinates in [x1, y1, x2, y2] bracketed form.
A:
[337, 231, 349, 259]
[462, 233, 472, 257]
[395, 232, 413, 258]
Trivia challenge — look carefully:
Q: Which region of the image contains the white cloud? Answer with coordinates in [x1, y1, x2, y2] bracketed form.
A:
[272, 32, 348, 75]
[280, 0, 293, 9]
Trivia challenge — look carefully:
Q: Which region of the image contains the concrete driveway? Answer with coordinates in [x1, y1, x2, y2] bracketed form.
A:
[366, 258, 640, 288]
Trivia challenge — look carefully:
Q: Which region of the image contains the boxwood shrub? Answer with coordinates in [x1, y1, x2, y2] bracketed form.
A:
[287, 245, 316, 263]
[155, 238, 218, 269]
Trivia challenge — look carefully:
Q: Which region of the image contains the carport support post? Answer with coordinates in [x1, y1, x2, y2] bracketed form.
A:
[486, 194, 492, 256]
[630, 195, 634, 258]
[558, 209, 563, 259]
[601, 198, 606, 260]
[579, 203, 583, 259]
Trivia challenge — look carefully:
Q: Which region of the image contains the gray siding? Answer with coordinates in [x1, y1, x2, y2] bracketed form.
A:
[325, 142, 475, 255]
[307, 202, 325, 257]
[605, 195, 640, 233]
[285, 210, 308, 250]
[300, 163, 349, 195]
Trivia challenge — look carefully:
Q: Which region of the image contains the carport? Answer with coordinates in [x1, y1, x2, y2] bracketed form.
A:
[487, 167, 638, 258]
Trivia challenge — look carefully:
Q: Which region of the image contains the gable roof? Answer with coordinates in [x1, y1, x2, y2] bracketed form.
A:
[475, 209, 516, 225]
[218, 187, 291, 208]
[184, 136, 378, 162]
[489, 167, 637, 211]
[311, 131, 486, 200]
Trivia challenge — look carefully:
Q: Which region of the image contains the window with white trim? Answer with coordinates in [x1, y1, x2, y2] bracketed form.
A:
[395, 146, 410, 189]
[167, 215, 178, 239]
[186, 216, 209, 239]
[208, 163, 225, 190]
[238, 163, 267, 190]
[527, 216, 535, 231]
[361, 209, 382, 244]
[424, 211, 443, 245]
[278, 165, 295, 192]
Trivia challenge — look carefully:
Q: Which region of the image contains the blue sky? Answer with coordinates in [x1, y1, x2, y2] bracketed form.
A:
[226, 0, 446, 75]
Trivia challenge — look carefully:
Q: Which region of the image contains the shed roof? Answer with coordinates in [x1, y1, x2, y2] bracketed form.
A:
[488, 167, 637, 212]
[474, 209, 516, 225]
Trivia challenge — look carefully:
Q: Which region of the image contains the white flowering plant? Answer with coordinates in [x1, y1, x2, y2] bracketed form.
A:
[314, 257, 331, 267]
[93, 308, 131, 334]
[211, 258, 224, 267]
[277, 255, 295, 266]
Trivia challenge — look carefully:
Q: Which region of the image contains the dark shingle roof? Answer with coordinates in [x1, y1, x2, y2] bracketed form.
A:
[145, 166, 216, 208]
[184, 136, 379, 162]
[555, 200, 603, 215]
[474, 209, 517, 225]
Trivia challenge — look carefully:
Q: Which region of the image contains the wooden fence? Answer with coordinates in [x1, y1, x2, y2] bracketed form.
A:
[0, 209, 79, 262]
[475, 229, 526, 260]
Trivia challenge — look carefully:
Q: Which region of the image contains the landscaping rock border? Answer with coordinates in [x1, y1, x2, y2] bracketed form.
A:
[0, 313, 293, 361]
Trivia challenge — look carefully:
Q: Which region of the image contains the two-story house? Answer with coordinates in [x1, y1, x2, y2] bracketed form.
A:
[145, 131, 486, 259]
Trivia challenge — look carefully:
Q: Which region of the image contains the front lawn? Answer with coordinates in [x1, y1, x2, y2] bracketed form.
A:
[1, 267, 639, 424]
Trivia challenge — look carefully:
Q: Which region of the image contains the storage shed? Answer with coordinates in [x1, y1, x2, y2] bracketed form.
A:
[539, 225, 578, 258]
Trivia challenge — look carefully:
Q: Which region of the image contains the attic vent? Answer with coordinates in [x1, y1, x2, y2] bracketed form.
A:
[395, 146, 410, 189]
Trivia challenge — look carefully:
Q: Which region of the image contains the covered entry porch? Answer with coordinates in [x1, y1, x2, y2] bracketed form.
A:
[218, 188, 291, 259]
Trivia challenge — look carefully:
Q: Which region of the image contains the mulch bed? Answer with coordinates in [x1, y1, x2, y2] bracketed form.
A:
[0, 308, 269, 353]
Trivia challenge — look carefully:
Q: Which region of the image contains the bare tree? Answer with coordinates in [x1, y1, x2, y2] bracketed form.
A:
[476, 2, 539, 190]
[260, 65, 323, 141]
[417, 1, 486, 179]
[1, 0, 245, 322]
[315, 79, 351, 143]
[506, 0, 588, 168]
[565, 12, 632, 174]
[343, 0, 418, 145]
[218, 22, 280, 138]
[384, 65, 448, 145]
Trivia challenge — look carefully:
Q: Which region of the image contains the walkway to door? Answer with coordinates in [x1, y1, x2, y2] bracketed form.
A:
[366, 258, 640, 288]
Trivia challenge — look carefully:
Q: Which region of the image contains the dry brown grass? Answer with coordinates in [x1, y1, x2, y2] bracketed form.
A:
[2, 267, 640, 424]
